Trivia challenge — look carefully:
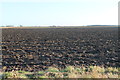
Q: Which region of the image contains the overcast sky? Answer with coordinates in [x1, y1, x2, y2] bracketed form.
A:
[0, 0, 119, 26]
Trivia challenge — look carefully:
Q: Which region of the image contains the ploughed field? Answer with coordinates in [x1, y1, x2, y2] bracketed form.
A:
[2, 27, 119, 71]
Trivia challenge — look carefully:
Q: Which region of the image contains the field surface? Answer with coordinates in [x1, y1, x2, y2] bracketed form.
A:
[2, 27, 119, 72]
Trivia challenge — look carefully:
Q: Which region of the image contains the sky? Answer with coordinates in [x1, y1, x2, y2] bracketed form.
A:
[0, 0, 119, 26]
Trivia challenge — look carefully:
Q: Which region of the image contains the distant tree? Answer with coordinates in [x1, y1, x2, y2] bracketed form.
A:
[20, 25, 23, 27]
[6, 25, 14, 27]
[0, 26, 5, 27]
[50, 25, 56, 28]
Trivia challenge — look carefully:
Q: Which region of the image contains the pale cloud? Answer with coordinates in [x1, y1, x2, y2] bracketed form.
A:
[91, 6, 118, 25]
[1, 0, 119, 3]
[0, 0, 118, 26]
[102, 7, 118, 25]
[0, 0, 81, 3]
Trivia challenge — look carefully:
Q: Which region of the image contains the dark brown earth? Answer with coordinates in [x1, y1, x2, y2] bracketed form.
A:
[1, 27, 119, 71]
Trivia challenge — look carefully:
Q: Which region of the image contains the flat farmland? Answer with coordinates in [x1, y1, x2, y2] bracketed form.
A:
[2, 27, 119, 72]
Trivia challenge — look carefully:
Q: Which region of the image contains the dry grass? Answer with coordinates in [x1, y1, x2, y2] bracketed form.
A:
[2, 66, 119, 79]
